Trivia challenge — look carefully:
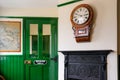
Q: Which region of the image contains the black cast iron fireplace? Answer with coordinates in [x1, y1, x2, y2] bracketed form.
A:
[60, 50, 113, 80]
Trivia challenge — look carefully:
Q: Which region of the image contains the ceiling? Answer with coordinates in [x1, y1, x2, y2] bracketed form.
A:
[0, 0, 58, 8]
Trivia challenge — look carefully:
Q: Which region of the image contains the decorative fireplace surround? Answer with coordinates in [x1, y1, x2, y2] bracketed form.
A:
[60, 50, 113, 80]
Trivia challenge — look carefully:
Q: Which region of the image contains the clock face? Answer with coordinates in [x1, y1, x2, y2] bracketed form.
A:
[72, 7, 90, 24]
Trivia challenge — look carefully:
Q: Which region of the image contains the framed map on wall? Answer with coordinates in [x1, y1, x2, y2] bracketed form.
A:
[0, 21, 21, 52]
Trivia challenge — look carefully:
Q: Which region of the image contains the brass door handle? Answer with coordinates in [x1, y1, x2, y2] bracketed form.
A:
[24, 60, 31, 64]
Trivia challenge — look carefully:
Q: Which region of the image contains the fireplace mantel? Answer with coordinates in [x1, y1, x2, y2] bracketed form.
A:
[59, 50, 113, 55]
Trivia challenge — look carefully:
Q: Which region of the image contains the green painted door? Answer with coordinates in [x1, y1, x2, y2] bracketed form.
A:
[24, 18, 58, 80]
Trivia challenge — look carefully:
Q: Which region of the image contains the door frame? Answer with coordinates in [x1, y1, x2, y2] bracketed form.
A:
[23, 17, 58, 80]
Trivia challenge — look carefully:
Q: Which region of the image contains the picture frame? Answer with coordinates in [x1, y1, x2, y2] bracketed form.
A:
[0, 18, 22, 55]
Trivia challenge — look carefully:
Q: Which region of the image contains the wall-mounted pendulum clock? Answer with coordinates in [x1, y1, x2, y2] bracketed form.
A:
[70, 4, 94, 42]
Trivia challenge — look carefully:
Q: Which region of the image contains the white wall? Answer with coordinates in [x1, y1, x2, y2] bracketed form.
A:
[58, 0, 117, 80]
[58, 0, 73, 4]
[58, 0, 117, 51]
[0, 8, 58, 17]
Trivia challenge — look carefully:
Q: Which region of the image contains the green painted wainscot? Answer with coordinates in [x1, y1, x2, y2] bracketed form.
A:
[0, 56, 24, 80]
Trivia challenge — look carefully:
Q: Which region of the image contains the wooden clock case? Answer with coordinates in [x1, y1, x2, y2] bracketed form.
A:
[70, 4, 94, 42]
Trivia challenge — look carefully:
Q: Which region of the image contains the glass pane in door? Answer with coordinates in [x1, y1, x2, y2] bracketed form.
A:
[42, 24, 51, 57]
[30, 24, 38, 58]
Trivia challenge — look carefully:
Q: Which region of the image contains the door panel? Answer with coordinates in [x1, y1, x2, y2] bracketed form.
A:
[29, 66, 43, 80]
[24, 18, 58, 80]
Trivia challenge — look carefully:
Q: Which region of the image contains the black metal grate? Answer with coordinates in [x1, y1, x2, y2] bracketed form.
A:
[60, 50, 112, 80]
